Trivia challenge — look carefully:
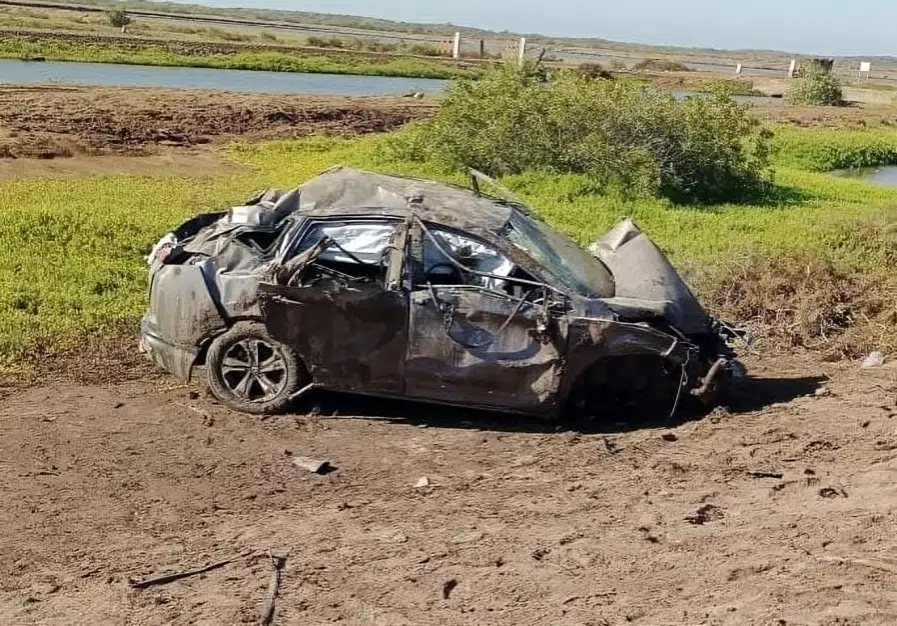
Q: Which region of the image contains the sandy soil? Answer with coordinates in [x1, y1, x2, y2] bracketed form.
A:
[0, 86, 437, 159]
[2, 354, 897, 625]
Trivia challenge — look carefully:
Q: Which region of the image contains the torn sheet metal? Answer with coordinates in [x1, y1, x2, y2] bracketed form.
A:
[405, 286, 564, 414]
[591, 218, 710, 335]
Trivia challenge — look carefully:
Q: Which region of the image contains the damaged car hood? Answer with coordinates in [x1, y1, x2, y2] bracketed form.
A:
[590, 219, 711, 336]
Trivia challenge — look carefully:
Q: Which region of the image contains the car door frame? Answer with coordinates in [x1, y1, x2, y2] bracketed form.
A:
[258, 215, 411, 396]
[403, 219, 568, 414]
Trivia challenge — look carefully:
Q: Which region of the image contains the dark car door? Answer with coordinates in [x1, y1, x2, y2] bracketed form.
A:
[258, 219, 409, 395]
[404, 225, 565, 413]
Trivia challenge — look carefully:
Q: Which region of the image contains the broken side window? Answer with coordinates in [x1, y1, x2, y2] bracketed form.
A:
[294, 220, 398, 282]
[236, 230, 280, 254]
[422, 228, 517, 292]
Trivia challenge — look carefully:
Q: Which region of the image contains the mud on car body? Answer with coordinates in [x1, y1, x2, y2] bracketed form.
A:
[140, 166, 743, 419]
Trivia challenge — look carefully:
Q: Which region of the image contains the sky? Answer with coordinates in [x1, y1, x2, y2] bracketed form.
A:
[187, 0, 897, 57]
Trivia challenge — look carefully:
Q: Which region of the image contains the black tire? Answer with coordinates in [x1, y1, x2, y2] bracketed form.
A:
[206, 321, 307, 415]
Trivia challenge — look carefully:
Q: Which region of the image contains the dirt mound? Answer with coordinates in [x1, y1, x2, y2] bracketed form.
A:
[0, 87, 437, 159]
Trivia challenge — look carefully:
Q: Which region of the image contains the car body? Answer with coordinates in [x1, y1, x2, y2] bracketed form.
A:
[140, 166, 742, 419]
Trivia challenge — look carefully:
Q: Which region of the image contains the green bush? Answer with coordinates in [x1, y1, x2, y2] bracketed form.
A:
[106, 9, 131, 28]
[576, 62, 613, 80]
[407, 43, 444, 57]
[390, 67, 773, 204]
[305, 36, 351, 49]
[788, 60, 843, 106]
[633, 58, 691, 72]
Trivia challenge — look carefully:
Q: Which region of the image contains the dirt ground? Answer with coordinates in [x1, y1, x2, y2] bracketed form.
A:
[0, 86, 437, 159]
[2, 353, 897, 626]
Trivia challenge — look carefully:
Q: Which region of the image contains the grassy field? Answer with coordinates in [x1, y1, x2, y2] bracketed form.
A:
[0, 37, 480, 79]
[3, 126, 897, 369]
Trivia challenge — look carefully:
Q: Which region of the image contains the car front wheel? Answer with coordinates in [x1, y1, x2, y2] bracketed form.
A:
[206, 321, 307, 415]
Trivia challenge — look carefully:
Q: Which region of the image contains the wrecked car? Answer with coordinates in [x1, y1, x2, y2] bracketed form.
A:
[140, 166, 742, 420]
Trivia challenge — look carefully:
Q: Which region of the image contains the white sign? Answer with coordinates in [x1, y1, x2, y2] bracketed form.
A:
[860, 61, 872, 73]
[788, 59, 797, 78]
[735, 63, 743, 75]
[452, 32, 461, 59]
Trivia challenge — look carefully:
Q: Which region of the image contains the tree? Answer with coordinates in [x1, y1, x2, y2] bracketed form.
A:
[788, 60, 843, 106]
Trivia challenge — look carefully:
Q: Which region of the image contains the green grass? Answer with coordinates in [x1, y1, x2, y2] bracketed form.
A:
[0, 38, 482, 80]
[4, 126, 897, 368]
[772, 126, 897, 171]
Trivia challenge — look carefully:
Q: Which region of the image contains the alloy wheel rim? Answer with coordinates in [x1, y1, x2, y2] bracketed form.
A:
[220, 338, 288, 403]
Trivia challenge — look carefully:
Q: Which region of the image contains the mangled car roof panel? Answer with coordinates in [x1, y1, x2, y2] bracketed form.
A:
[296, 166, 514, 236]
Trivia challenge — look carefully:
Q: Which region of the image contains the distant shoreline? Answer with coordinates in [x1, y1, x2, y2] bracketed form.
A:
[0, 30, 489, 79]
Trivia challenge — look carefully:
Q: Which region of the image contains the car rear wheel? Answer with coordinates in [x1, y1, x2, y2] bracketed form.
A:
[206, 321, 307, 415]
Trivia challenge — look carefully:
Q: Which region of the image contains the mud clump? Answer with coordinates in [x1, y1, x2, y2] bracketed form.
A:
[685, 504, 725, 525]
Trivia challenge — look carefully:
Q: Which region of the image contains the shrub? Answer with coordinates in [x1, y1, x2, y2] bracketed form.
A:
[407, 43, 444, 57]
[106, 9, 131, 28]
[692, 252, 897, 359]
[390, 67, 773, 204]
[206, 27, 250, 42]
[576, 62, 613, 80]
[787, 60, 843, 106]
[364, 41, 399, 53]
[306, 36, 346, 48]
[633, 58, 691, 72]
[258, 31, 277, 42]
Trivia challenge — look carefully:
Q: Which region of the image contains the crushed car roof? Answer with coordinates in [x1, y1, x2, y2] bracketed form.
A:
[293, 166, 516, 236]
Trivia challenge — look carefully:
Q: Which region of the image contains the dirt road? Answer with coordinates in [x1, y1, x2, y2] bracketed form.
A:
[2, 354, 897, 625]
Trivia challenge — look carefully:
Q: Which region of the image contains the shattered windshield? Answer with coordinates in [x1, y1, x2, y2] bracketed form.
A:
[504, 211, 615, 298]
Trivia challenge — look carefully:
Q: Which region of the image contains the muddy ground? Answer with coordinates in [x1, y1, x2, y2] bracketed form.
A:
[0, 86, 437, 159]
[3, 355, 897, 625]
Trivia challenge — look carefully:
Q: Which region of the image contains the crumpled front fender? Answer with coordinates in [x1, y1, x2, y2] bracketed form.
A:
[559, 317, 701, 402]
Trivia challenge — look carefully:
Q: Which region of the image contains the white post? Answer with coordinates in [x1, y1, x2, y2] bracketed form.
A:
[518, 37, 527, 66]
[452, 32, 461, 59]
[735, 63, 742, 75]
[788, 59, 796, 78]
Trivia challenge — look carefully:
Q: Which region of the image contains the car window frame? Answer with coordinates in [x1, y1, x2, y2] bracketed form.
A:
[278, 214, 402, 265]
[412, 220, 562, 298]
